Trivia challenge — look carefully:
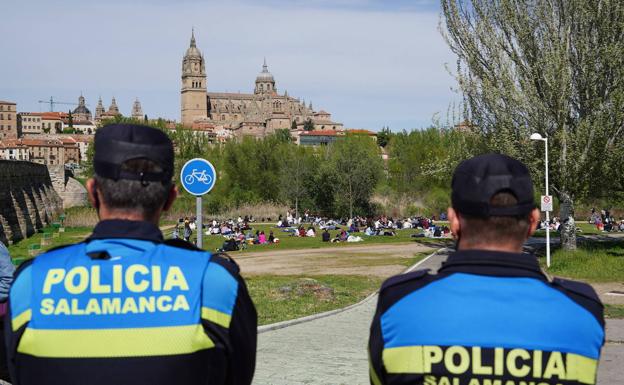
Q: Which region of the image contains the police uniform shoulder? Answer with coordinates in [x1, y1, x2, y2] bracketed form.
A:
[552, 277, 602, 304]
[380, 269, 431, 292]
[210, 252, 241, 276]
[163, 238, 203, 251]
[13, 256, 34, 279]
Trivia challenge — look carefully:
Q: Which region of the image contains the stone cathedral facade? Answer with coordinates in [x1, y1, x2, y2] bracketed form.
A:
[180, 31, 343, 138]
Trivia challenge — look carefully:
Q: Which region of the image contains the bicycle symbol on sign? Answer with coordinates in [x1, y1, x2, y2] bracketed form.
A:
[184, 169, 212, 185]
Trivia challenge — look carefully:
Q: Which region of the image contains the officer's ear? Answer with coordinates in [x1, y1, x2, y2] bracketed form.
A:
[527, 208, 541, 238]
[447, 207, 460, 240]
[162, 184, 178, 212]
[86, 178, 100, 211]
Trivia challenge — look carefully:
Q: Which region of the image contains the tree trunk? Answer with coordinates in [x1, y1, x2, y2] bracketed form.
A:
[556, 188, 577, 251]
[295, 198, 299, 221]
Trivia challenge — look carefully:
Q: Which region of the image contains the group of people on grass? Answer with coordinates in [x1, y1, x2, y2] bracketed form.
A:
[590, 208, 624, 232]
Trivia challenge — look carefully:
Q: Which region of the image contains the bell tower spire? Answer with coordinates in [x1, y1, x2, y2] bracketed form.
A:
[181, 29, 208, 127]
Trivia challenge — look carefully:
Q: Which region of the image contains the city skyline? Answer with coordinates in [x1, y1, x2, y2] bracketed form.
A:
[1, 0, 457, 131]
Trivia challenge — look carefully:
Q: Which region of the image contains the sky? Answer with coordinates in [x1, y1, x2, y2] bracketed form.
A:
[0, 0, 459, 131]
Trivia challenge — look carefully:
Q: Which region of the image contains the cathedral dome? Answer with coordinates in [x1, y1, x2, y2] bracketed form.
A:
[256, 59, 275, 83]
[184, 30, 202, 58]
[72, 95, 91, 116]
[73, 104, 91, 116]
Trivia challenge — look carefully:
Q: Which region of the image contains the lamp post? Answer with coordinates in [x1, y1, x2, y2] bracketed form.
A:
[530, 133, 550, 267]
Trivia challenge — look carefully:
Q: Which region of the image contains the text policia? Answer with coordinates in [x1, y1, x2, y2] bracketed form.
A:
[385, 345, 597, 385]
[39, 264, 190, 316]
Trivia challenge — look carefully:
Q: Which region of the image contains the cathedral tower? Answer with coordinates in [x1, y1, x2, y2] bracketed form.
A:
[255, 58, 276, 95]
[181, 29, 207, 127]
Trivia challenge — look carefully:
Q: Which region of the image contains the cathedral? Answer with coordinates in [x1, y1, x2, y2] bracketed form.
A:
[180, 31, 343, 138]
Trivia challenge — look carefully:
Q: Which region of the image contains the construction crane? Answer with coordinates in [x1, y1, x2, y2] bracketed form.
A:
[38, 97, 79, 112]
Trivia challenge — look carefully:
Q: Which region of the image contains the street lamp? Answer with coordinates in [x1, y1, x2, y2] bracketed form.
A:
[530, 133, 550, 267]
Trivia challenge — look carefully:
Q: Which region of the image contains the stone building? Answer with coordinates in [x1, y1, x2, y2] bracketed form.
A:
[96, 97, 122, 122]
[0, 100, 18, 140]
[18, 112, 43, 135]
[40, 112, 66, 134]
[180, 31, 343, 138]
[131, 98, 144, 120]
[95, 97, 105, 121]
[72, 95, 92, 121]
[18, 137, 79, 166]
[0, 139, 30, 160]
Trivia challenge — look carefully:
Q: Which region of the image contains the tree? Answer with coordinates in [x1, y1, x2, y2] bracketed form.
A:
[303, 119, 314, 131]
[274, 128, 292, 143]
[327, 136, 383, 218]
[376, 126, 391, 148]
[291, 120, 298, 130]
[280, 145, 317, 218]
[144, 114, 148, 122]
[442, 0, 624, 249]
[67, 110, 74, 129]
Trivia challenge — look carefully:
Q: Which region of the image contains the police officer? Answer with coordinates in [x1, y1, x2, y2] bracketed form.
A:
[369, 154, 604, 385]
[6, 124, 257, 385]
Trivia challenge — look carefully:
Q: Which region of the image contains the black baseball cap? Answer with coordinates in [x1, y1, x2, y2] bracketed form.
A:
[93, 124, 174, 183]
[451, 153, 535, 217]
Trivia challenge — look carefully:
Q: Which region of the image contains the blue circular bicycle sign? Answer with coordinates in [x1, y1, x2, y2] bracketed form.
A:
[180, 158, 217, 196]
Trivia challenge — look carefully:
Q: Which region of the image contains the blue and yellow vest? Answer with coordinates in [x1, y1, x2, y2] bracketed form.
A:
[7, 237, 243, 385]
[369, 250, 605, 385]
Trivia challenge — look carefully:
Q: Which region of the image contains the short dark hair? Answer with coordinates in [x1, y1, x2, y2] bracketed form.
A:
[459, 191, 531, 247]
[94, 158, 171, 218]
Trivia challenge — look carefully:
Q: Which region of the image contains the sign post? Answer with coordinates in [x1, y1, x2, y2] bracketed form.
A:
[541, 194, 553, 267]
[180, 158, 217, 249]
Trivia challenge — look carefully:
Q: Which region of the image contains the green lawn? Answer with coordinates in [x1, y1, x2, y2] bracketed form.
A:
[605, 304, 624, 319]
[541, 241, 624, 282]
[7, 221, 447, 263]
[7, 226, 92, 264]
[533, 221, 621, 237]
[246, 275, 382, 325]
[163, 224, 449, 254]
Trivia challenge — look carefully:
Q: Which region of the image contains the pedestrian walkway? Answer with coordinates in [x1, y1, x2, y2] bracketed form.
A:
[253, 250, 448, 385]
[253, 248, 623, 385]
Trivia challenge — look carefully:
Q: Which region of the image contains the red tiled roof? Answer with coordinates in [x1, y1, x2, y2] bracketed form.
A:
[40, 112, 68, 120]
[0, 139, 27, 148]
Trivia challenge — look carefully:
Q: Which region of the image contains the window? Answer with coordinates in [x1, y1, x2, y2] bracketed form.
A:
[0, 114, 3, 120]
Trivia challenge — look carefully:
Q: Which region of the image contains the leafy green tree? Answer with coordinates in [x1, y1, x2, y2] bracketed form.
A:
[303, 119, 314, 131]
[67, 110, 74, 129]
[291, 120, 298, 130]
[327, 136, 383, 218]
[442, 0, 624, 249]
[274, 129, 292, 143]
[376, 126, 391, 148]
[280, 145, 318, 218]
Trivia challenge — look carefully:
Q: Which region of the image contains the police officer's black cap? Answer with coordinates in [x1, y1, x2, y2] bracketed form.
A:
[94, 124, 174, 183]
[451, 153, 535, 217]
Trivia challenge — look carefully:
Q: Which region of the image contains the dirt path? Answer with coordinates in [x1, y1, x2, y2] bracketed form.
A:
[232, 242, 435, 277]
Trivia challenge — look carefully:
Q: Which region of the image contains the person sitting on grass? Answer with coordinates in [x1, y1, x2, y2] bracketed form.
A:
[298, 226, 306, 237]
[322, 229, 331, 242]
[268, 231, 275, 243]
[306, 226, 316, 237]
[258, 231, 267, 244]
[332, 230, 348, 243]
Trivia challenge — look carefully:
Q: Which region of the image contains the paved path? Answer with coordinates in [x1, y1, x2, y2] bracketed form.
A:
[253, 250, 448, 385]
[254, 248, 623, 385]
